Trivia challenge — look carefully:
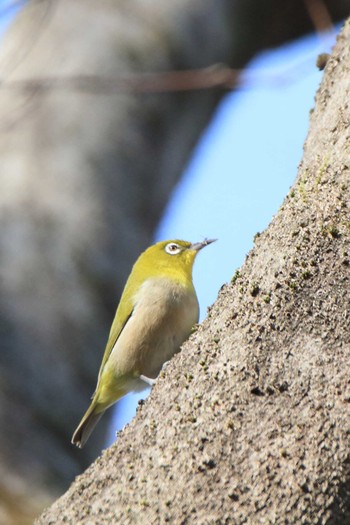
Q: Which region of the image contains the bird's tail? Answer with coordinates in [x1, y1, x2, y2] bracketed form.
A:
[71, 401, 105, 448]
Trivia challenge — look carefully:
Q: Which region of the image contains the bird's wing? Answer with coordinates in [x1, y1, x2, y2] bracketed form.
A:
[92, 288, 135, 397]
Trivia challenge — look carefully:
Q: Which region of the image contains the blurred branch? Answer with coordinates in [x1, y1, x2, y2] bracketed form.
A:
[0, 49, 332, 97]
[0, 64, 240, 94]
[0, 53, 331, 98]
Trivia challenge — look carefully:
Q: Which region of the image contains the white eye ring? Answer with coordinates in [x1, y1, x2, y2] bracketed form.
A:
[165, 242, 182, 255]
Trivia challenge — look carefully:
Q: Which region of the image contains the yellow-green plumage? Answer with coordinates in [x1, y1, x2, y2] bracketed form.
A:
[72, 239, 215, 447]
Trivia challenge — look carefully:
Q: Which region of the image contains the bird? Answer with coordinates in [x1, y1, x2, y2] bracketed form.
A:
[71, 238, 216, 447]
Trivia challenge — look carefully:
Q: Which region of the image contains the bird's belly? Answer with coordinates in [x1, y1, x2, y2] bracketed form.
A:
[107, 280, 199, 381]
[139, 321, 189, 378]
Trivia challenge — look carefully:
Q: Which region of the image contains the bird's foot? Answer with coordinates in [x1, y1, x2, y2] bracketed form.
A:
[160, 360, 170, 374]
[140, 374, 157, 386]
[139, 361, 170, 386]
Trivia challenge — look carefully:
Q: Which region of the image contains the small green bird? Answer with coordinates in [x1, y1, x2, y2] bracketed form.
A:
[72, 238, 216, 447]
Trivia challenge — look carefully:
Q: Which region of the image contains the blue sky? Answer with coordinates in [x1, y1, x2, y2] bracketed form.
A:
[0, 4, 339, 446]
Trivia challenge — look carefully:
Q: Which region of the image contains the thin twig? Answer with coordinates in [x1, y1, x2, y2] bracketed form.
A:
[0, 65, 240, 95]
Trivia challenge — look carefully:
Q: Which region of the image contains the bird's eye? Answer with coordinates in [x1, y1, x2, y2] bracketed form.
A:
[165, 242, 182, 255]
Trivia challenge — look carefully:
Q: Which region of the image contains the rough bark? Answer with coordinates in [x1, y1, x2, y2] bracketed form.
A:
[1, 1, 350, 523]
[37, 19, 350, 525]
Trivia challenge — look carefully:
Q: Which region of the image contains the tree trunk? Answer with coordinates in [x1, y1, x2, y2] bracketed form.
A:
[37, 19, 350, 524]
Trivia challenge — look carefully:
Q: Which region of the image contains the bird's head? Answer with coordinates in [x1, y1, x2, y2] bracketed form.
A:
[135, 239, 216, 285]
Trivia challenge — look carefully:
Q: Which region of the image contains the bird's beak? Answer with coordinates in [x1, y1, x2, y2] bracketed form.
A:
[190, 238, 217, 251]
